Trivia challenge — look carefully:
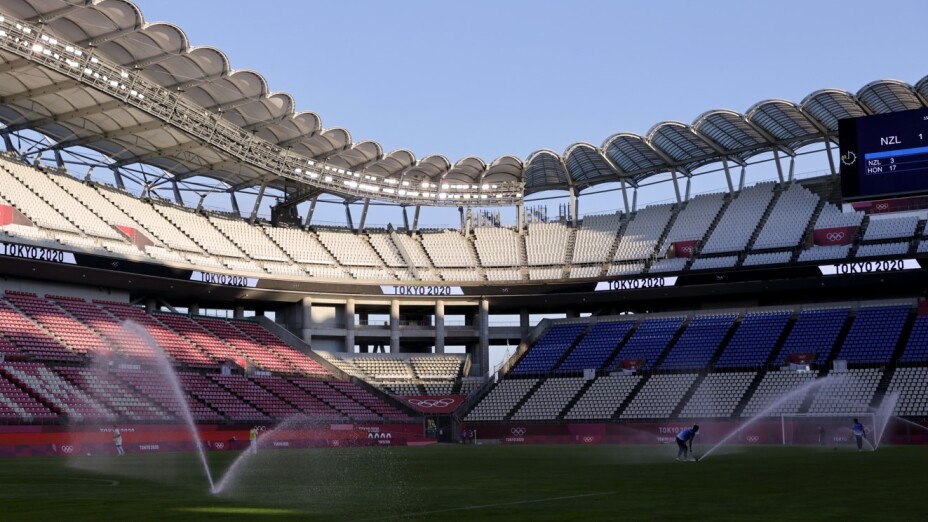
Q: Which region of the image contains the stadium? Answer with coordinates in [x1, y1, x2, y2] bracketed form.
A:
[0, 0, 926, 520]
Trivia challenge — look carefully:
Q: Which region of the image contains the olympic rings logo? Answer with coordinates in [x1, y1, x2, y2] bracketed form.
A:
[408, 398, 456, 408]
[680, 246, 693, 255]
[826, 232, 845, 242]
[215, 442, 225, 449]
[511, 427, 526, 436]
[582, 436, 594, 443]
[746, 435, 760, 443]
[61, 445, 74, 454]
[876, 203, 889, 210]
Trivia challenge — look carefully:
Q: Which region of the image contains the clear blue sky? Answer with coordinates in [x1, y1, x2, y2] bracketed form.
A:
[130, 0, 927, 225]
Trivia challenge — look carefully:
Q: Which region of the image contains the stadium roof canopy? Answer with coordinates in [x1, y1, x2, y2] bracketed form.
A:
[0, 0, 927, 208]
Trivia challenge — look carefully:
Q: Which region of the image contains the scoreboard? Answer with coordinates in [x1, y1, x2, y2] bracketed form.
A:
[839, 107, 928, 202]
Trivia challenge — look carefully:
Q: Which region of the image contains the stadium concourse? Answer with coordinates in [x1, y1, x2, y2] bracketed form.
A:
[0, 0, 924, 460]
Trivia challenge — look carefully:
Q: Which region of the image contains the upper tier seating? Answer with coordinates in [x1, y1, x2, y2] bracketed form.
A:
[659, 193, 725, 255]
[316, 230, 383, 267]
[209, 217, 290, 262]
[702, 183, 775, 254]
[0, 297, 81, 362]
[752, 183, 818, 250]
[474, 227, 522, 267]
[614, 203, 673, 262]
[367, 233, 407, 267]
[863, 215, 919, 241]
[525, 222, 568, 266]
[392, 234, 433, 267]
[420, 230, 475, 267]
[101, 190, 203, 252]
[0, 161, 81, 234]
[814, 203, 864, 229]
[1, 159, 123, 240]
[806, 368, 881, 414]
[263, 227, 336, 265]
[573, 213, 622, 264]
[155, 205, 244, 258]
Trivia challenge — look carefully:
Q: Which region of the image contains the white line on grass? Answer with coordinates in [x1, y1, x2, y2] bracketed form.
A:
[350, 491, 614, 521]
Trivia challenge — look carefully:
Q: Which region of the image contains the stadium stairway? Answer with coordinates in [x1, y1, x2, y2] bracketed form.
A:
[718, 313, 798, 418]
[871, 310, 920, 408]
[603, 213, 629, 269]
[254, 317, 347, 378]
[793, 199, 828, 261]
[610, 374, 651, 419]
[848, 217, 870, 259]
[743, 183, 787, 254]
[820, 311, 858, 373]
[561, 227, 577, 279]
[707, 318, 742, 371]
[597, 322, 638, 371]
[694, 194, 733, 260]
[502, 379, 546, 420]
[909, 220, 927, 255]
[555, 378, 597, 420]
[670, 374, 708, 419]
[646, 317, 691, 371]
[389, 229, 421, 280]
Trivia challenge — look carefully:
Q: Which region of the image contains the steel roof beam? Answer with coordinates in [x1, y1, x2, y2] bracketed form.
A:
[78, 24, 143, 47]
[109, 140, 203, 168]
[51, 119, 166, 150]
[28, 2, 91, 24]
[0, 80, 80, 105]
[2, 99, 125, 133]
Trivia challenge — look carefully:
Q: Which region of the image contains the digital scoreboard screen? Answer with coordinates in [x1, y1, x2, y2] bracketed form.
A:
[839, 107, 928, 202]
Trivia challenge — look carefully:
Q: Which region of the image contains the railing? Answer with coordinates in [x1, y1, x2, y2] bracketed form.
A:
[0, 15, 523, 207]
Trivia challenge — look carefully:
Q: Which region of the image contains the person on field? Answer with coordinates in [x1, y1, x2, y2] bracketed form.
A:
[852, 418, 866, 451]
[249, 426, 259, 453]
[113, 425, 125, 456]
[676, 424, 699, 461]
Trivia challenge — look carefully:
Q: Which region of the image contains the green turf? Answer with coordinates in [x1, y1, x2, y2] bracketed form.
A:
[1, 444, 925, 521]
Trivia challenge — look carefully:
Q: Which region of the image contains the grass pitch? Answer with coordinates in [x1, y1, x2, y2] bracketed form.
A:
[1, 444, 925, 521]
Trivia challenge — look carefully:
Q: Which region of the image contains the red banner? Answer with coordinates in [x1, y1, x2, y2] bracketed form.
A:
[813, 226, 856, 246]
[400, 395, 466, 413]
[0, 205, 11, 226]
[788, 353, 816, 364]
[0, 423, 427, 458]
[621, 359, 645, 370]
[851, 195, 928, 214]
[672, 240, 698, 258]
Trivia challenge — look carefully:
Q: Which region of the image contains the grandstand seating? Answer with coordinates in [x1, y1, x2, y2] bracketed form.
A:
[572, 213, 621, 264]
[510, 323, 588, 375]
[0, 371, 57, 423]
[564, 374, 640, 420]
[752, 183, 818, 250]
[510, 378, 585, 420]
[610, 317, 684, 371]
[885, 367, 928, 416]
[679, 372, 756, 418]
[806, 368, 881, 414]
[835, 306, 909, 364]
[864, 215, 919, 241]
[525, 222, 568, 266]
[775, 308, 849, 365]
[464, 378, 537, 421]
[714, 311, 790, 368]
[474, 227, 522, 267]
[659, 314, 736, 371]
[421, 230, 476, 267]
[620, 374, 697, 419]
[900, 315, 928, 362]
[659, 193, 725, 255]
[614, 203, 673, 262]
[740, 370, 817, 417]
[702, 183, 774, 254]
[557, 321, 635, 373]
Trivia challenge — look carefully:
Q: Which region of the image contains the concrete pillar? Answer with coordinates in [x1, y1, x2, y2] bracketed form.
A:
[519, 308, 531, 339]
[233, 306, 245, 319]
[390, 299, 400, 353]
[566, 309, 579, 319]
[344, 299, 355, 354]
[477, 299, 489, 377]
[144, 298, 157, 314]
[435, 300, 446, 354]
[300, 297, 312, 344]
[189, 303, 200, 316]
